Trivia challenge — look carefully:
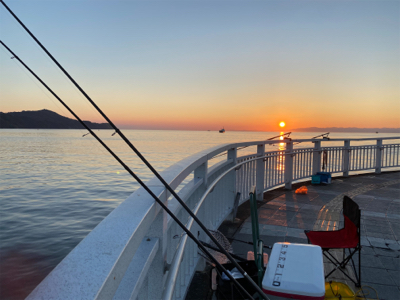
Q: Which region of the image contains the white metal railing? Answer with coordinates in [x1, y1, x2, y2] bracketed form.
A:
[382, 144, 400, 168]
[28, 137, 400, 300]
[293, 148, 313, 180]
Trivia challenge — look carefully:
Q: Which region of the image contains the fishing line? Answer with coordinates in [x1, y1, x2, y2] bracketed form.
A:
[0, 40, 257, 300]
[0, 2, 268, 297]
[0, 45, 67, 118]
[1, 1, 101, 123]
[0, 48, 88, 140]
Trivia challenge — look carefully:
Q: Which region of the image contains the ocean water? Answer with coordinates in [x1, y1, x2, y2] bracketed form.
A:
[0, 129, 397, 299]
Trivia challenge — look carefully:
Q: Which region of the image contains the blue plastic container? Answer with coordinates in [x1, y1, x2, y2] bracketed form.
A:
[317, 172, 331, 184]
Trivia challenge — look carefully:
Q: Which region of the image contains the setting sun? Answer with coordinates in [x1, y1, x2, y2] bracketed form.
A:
[279, 121, 286, 128]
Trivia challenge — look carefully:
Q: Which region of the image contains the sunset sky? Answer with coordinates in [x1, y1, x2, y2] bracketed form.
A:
[1, 0, 399, 131]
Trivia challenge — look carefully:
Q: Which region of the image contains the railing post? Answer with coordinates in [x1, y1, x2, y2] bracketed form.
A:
[343, 140, 350, 177]
[193, 160, 208, 270]
[284, 141, 293, 190]
[312, 141, 321, 175]
[375, 139, 383, 174]
[227, 147, 237, 164]
[194, 161, 208, 186]
[256, 144, 265, 200]
[227, 148, 238, 220]
[147, 190, 169, 300]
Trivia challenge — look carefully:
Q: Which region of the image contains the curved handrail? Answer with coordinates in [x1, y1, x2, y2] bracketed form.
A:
[28, 137, 400, 300]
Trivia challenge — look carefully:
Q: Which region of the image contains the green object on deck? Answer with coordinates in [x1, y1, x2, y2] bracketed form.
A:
[249, 187, 264, 288]
[312, 174, 321, 184]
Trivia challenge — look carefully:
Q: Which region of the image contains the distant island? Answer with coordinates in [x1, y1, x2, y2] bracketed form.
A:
[294, 127, 400, 133]
[0, 109, 112, 129]
[1, 109, 399, 133]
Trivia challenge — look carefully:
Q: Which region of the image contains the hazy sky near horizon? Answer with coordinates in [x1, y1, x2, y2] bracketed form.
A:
[0, 0, 399, 131]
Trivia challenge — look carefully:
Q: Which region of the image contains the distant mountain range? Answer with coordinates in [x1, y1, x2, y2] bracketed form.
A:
[0, 109, 112, 129]
[294, 127, 400, 133]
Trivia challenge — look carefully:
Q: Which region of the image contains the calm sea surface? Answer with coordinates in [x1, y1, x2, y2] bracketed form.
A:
[0, 129, 397, 299]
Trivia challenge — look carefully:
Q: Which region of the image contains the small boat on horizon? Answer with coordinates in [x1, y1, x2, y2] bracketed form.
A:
[219, 127, 225, 133]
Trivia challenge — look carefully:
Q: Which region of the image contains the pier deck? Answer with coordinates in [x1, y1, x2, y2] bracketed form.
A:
[211, 171, 400, 300]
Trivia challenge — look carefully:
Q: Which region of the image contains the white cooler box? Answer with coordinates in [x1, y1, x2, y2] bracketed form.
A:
[262, 243, 325, 300]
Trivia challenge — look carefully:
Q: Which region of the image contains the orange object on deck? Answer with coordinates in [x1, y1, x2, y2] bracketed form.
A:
[295, 186, 308, 194]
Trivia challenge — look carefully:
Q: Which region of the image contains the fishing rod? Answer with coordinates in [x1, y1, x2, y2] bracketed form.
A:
[267, 131, 291, 140]
[226, 131, 292, 157]
[228, 237, 272, 250]
[0, 40, 256, 300]
[200, 238, 273, 261]
[293, 132, 330, 145]
[200, 241, 247, 262]
[314, 132, 330, 139]
[267, 131, 292, 148]
[1, 1, 268, 297]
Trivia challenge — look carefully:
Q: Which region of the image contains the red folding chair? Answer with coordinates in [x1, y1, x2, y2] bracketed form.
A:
[305, 196, 361, 287]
